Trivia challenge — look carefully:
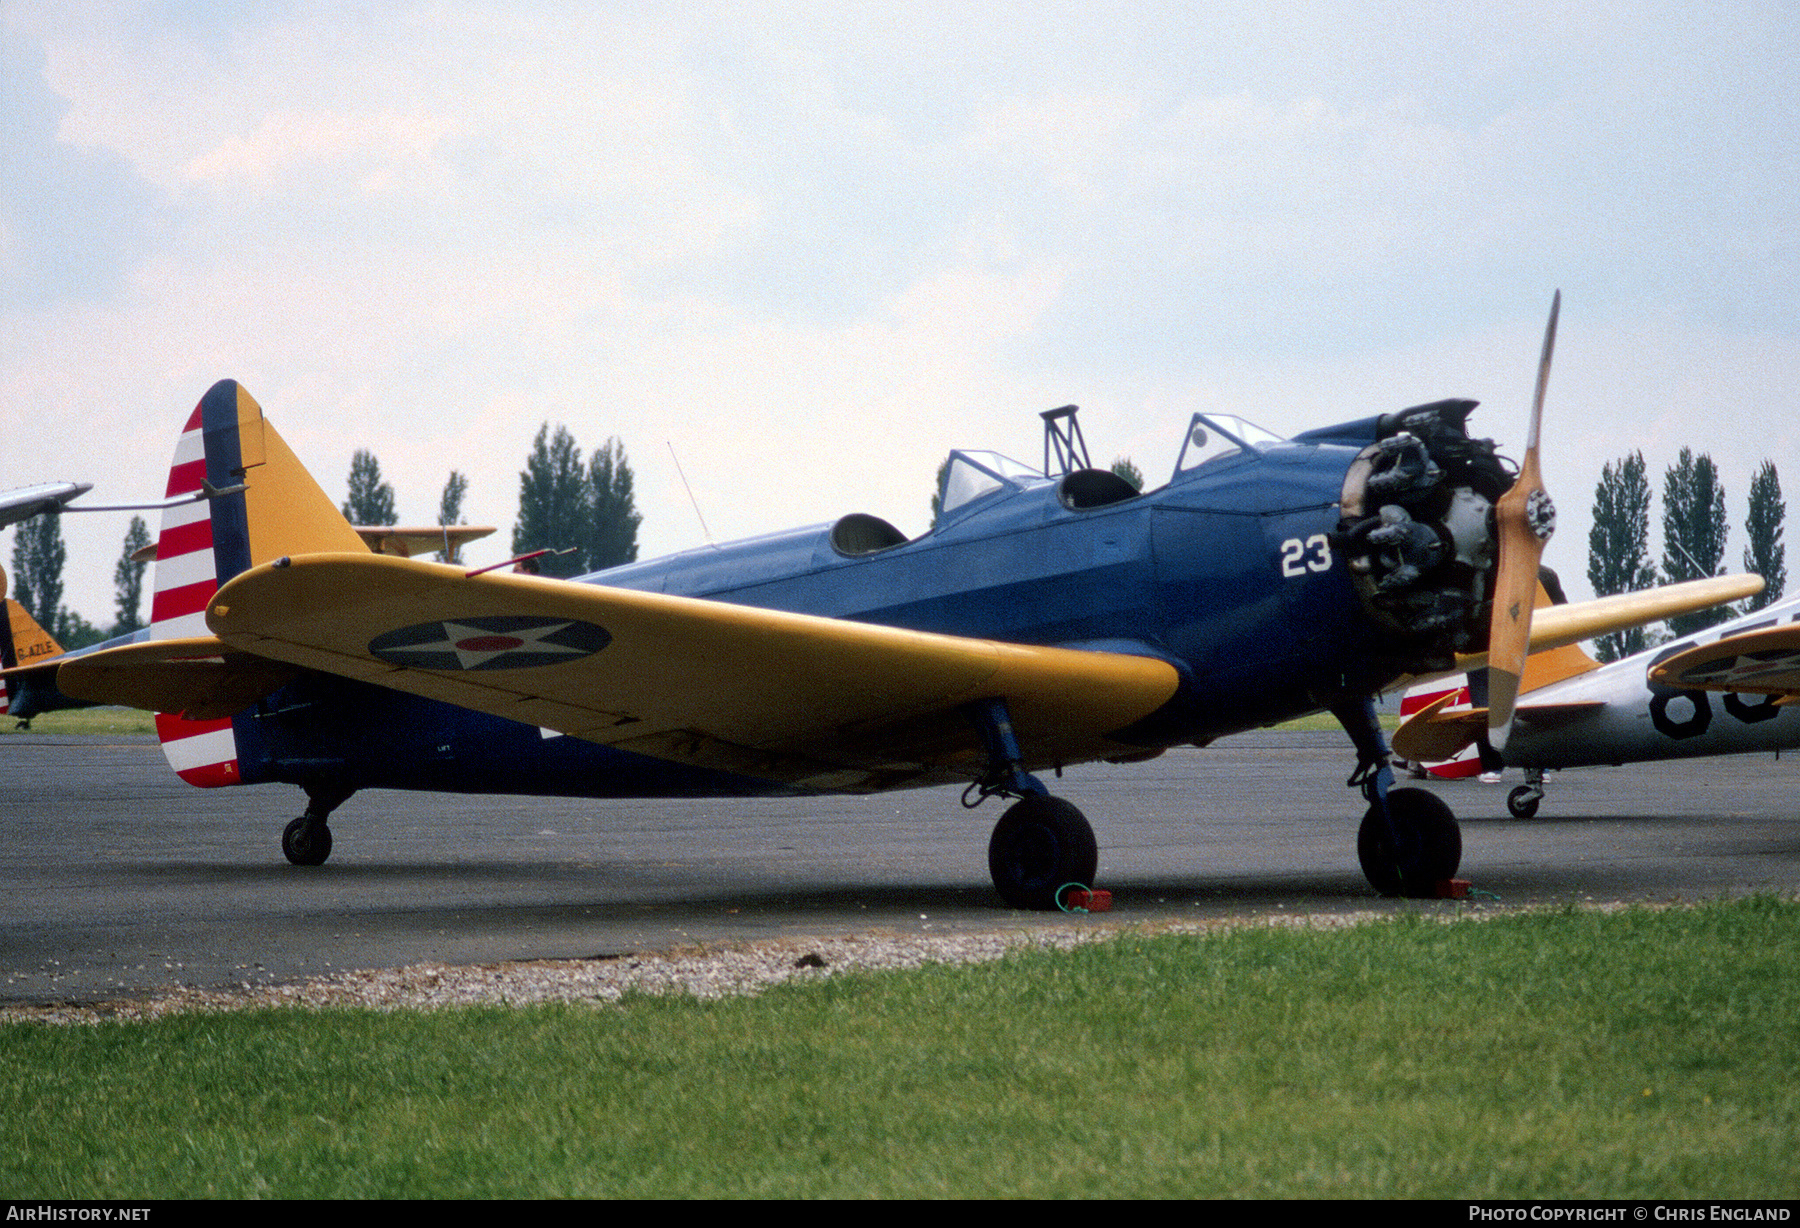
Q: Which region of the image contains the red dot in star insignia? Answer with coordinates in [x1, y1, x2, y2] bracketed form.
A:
[456, 635, 525, 651]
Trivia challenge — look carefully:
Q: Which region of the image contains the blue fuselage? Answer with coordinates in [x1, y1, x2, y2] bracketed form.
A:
[231, 436, 1396, 799]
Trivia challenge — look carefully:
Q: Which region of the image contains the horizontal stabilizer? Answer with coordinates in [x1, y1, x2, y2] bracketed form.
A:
[54, 636, 300, 721]
[1392, 694, 1605, 762]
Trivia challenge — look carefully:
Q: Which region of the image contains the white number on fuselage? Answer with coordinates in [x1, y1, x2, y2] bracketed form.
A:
[1280, 535, 1332, 577]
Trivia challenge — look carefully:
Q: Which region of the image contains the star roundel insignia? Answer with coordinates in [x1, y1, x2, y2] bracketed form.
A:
[368, 615, 612, 670]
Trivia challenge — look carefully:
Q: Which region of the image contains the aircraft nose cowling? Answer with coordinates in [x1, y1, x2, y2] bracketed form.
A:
[1335, 400, 1512, 665]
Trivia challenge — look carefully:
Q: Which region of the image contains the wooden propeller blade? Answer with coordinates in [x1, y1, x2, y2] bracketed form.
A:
[1487, 290, 1561, 750]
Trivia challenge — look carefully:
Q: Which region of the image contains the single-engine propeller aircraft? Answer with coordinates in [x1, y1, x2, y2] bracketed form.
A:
[3, 296, 1761, 905]
[1394, 589, 1800, 817]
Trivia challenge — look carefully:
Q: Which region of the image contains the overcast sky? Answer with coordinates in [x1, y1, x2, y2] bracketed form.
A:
[4, 1, 1796, 627]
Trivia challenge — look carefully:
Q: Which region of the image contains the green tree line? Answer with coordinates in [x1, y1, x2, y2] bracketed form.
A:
[1588, 451, 1785, 660]
[7, 428, 641, 651]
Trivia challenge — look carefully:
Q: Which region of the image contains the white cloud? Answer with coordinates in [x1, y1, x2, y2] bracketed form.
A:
[182, 109, 458, 194]
[3, 1, 1795, 626]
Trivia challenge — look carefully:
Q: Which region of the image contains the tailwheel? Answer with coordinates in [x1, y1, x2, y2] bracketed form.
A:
[988, 795, 1098, 911]
[1507, 785, 1543, 819]
[282, 815, 333, 866]
[1357, 787, 1461, 898]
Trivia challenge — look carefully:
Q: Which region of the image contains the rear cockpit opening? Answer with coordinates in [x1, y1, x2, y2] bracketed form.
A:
[1058, 467, 1141, 510]
[830, 512, 909, 556]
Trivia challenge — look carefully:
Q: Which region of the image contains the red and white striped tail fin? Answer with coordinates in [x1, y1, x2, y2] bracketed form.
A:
[151, 401, 220, 639]
[1398, 677, 1484, 778]
[148, 380, 367, 788]
[150, 388, 242, 786]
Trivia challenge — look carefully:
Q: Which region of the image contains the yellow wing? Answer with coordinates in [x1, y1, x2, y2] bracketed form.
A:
[1649, 624, 1800, 698]
[1454, 574, 1765, 669]
[196, 553, 1179, 790]
[1391, 694, 1604, 762]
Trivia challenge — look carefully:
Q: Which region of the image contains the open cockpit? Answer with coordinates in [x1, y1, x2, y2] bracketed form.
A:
[931, 405, 1291, 529]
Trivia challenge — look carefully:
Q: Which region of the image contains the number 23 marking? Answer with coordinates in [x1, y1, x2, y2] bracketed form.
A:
[1280, 535, 1332, 577]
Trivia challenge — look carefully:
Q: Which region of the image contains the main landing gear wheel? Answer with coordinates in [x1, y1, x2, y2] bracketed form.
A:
[282, 816, 333, 866]
[1357, 787, 1461, 899]
[1507, 785, 1543, 819]
[988, 795, 1098, 911]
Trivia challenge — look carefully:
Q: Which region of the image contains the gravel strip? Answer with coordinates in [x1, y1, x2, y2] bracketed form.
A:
[0, 910, 1400, 1026]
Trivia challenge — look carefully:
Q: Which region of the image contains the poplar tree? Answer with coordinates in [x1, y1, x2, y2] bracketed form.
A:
[341, 449, 397, 525]
[112, 515, 151, 634]
[513, 424, 591, 577]
[9, 511, 65, 629]
[586, 437, 641, 571]
[436, 471, 469, 563]
[1662, 448, 1730, 637]
[1586, 452, 1657, 661]
[1742, 460, 1786, 612]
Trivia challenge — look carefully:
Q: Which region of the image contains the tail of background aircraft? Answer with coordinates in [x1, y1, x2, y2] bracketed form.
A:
[150, 380, 365, 784]
[1, 565, 68, 719]
[1397, 679, 1485, 778]
[1, 568, 17, 716]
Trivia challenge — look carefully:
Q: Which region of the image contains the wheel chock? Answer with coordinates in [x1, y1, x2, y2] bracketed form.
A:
[1432, 879, 1471, 900]
[1060, 887, 1112, 912]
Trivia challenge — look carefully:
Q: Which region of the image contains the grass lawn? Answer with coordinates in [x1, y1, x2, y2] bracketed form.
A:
[0, 706, 156, 735]
[3, 898, 1794, 1198]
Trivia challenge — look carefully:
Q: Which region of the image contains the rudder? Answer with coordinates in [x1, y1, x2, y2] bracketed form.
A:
[150, 380, 365, 785]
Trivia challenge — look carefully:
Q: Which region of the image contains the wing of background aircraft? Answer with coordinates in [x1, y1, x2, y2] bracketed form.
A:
[1650, 624, 1800, 699]
[1394, 587, 1798, 817]
[0, 482, 91, 530]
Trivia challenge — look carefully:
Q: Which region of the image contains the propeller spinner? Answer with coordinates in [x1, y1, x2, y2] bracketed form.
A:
[1486, 290, 1561, 750]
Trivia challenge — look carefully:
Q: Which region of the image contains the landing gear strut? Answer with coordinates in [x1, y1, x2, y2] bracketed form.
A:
[1507, 768, 1545, 819]
[966, 697, 1098, 910]
[281, 782, 354, 867]
[1334, 694, 1464, 897]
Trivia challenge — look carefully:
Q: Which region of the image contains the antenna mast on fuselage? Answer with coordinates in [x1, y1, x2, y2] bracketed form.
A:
[1040, 405, 1090, 477]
